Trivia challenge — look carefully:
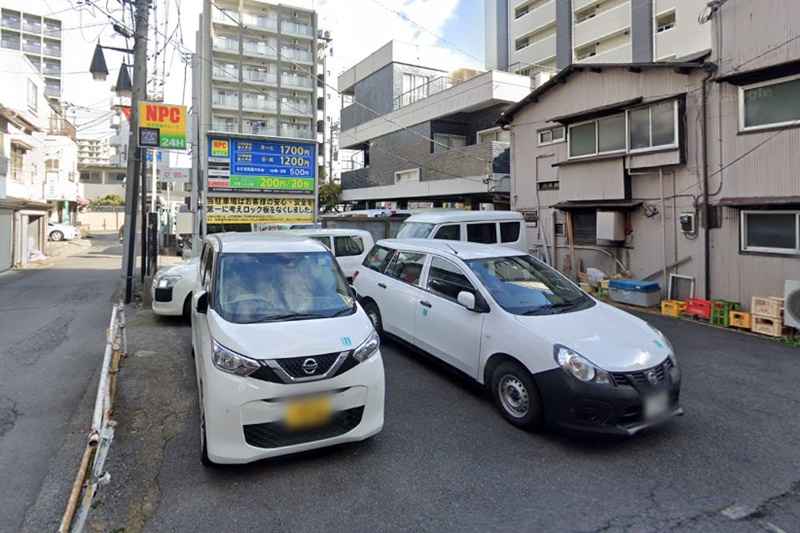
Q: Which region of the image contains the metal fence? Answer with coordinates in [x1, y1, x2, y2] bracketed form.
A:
[59, 301, 127, 533]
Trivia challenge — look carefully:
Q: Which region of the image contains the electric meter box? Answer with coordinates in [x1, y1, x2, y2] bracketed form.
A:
[680, 213, 695, 233]
[596, 211, 625, 241]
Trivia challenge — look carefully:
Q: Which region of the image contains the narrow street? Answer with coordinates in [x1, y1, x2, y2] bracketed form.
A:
[0, 234, 122, 533]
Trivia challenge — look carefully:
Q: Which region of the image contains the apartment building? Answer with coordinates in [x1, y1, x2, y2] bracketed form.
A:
[485, 0, 711, 75]
[498, 0, 800, 310]
[77, 138, 111, 167]
[0, 7, 63, 102]
[337, 41, 533, 210]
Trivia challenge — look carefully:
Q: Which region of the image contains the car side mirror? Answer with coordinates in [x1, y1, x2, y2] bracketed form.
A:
[457, 291, 476, 311]
[196, 291, 208, 314]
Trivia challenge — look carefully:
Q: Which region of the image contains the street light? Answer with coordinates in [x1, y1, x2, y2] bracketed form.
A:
[89, 44, 109, 81]
[114, 62, 133, 98]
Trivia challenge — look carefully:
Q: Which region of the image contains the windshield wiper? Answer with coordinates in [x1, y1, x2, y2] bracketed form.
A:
[329, 307, 354, 317]
[243, 312, 327, 324]
[522, 299, 583, 316]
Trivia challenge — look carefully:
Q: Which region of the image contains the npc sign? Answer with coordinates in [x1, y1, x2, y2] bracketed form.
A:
[207, 136, 316, 195]
[138, 102, 187, 150]
[206, 196, 314, 224]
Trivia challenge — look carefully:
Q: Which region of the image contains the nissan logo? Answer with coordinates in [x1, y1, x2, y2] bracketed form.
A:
[301, 358, 318, 375]
[646, 371, 658, 385]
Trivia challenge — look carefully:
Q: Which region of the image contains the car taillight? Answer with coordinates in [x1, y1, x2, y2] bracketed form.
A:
[352, 270, 359, 282]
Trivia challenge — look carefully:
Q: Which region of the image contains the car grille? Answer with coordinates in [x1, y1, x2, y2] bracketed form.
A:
[611, 360, 671, 388]
[243, 406, 364, 449]
[276, 352, 341, 378]
[249, 352, 359, 384]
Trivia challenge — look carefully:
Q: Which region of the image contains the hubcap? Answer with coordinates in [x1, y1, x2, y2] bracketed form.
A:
[498, 375, 529, 418]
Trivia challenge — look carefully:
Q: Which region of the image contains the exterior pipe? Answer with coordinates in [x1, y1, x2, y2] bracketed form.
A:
[701, 70, 714, 300]
[660, 168, 667, 289]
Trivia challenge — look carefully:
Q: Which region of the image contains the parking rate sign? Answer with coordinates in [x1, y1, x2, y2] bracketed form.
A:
[207, 137, 316, 195]
[138, 102, 187, 150]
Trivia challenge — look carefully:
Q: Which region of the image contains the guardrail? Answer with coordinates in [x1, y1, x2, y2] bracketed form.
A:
[59, 301, 127, 533]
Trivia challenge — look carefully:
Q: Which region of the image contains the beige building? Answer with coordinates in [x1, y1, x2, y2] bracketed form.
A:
[498, 0, 800, 310]
[486, 0, 711, 75]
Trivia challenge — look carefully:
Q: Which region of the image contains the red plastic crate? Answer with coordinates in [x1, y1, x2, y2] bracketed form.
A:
[685, 298, 712, 319]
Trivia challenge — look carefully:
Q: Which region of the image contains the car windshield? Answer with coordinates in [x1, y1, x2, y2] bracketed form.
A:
[465, 255, 594, 315]
[213, 251, 355, 324]
[396, 222, 434, 239]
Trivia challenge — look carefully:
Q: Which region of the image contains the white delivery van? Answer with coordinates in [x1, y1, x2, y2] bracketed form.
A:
[395, 211, 528, 252]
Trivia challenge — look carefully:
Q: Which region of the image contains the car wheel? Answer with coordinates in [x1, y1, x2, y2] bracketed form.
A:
[491, 361, 544, 431]
[50, 231, 64, 241]
[363, 300, 383, 338]
[182, 293, 192, 321]
[199, 388, 214, 466]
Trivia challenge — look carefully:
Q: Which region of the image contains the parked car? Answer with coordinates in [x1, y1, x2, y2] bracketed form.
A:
[152, 230, 374, 318]
[48, 222, 79, 241]
[288, 228, 374, 280]
[352, 238, 681, 436]
[327, 209, 411, 218]
[191, 233, 385, 465]
[395, 211, 528, 252]
[152, 258, 200, 318]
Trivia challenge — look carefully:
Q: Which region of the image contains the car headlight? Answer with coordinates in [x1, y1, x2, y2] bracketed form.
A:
[352, 330, 380, 362]
[646, 323, 676, 364]
[155, 273, 181, 289]
[554, 345, 612, 385]
[212, 340, 259, 376]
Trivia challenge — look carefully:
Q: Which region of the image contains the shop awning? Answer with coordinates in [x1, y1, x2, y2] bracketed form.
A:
[76, 195, 90, 206]
[551, 200, 642, 210]
[715, 196, 800, 207]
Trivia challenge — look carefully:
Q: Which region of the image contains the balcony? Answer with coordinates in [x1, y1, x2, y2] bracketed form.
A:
[1, 37, 20, 50]
[573, 0, 600, 10]
[573, 2, 631, 48]
[211, 121, 238, 133]
[245, 15, 278, 32]
[511, 32, 556, 66]
[43, 21, 60, 39]
[22, 42, 40, 54]
[213, 38, 238, 53]
[212, 66, 239, 80]
[43, 65, 60, 77]
[279, 125, 312, 139]
[281, 74, 313, 89]
[23, 20, 42, 34]
[1, 15, 20, 30]
[281, 102, 311, 115]
[511, 1, 556, 43]
[242, 98, 277, 112]
[243, 41, 278, 59]
[212, 9, 238, 25]
[43, 45, 60, 57]
[280, 48, 312, 62]
[280, 21, 311, 37]
[45, 84, 60, 98]
[212, 95, 238, 108]
[577, 41, 631, 63]
[0, 155, 9, 176]
[243, 69, 277, 85]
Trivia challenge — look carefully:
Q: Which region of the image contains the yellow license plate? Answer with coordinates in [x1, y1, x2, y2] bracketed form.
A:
[285, 396, 332, 430]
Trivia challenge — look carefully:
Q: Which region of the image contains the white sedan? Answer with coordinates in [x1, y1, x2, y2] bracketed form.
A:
[152, 258, 200, 318]
[48, 222, 79, 241]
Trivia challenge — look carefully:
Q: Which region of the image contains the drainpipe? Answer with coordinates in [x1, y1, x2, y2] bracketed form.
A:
[701, 69, 714, 300]
[660, 168, 667, 289]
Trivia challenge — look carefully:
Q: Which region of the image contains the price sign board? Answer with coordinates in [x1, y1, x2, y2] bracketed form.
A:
[206, 196, 314, 224]
[207, 136, 316, 195]
[138, 102, 187, 150]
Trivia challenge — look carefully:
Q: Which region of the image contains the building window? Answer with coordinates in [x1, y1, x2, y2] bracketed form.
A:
[433, 133, 466, 153]
[538, 181, 559, 191]
[395, 168, 420, 183]
[740, 75, 800, 131]
[741, 211, 799, 255]
[655, 10, 676, 33]
[570, 210, 597, 245]
[568, 115, 625, 158]
[45, 158, 58, 170]
[627, 100, 678, 151]
[27, 79, 37, 113]
[478, 128, 510, 143]
[10, 145, 24, 181]
[539, 126, 565, 145]
[402, 74, 429, 106]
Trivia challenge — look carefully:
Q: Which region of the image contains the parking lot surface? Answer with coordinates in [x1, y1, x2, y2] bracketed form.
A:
[78, 307, 800, 533]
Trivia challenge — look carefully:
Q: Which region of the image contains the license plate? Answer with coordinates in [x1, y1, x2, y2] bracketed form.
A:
[285, 396, 332, 431]
[643, 391, 670, 420]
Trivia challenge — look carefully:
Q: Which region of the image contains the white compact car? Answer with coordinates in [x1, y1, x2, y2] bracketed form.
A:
[289, 228, 374, 280]
[152, 258, 200, 318]
[191, 233, 385, 465]
[353, 239, 682, 436]
[395, 211, 528, 252]
[48, 222, 79, 241]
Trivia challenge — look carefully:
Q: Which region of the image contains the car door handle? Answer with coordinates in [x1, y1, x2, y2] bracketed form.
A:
[420, 300, 432, 308]
[378, 282, 387, 289]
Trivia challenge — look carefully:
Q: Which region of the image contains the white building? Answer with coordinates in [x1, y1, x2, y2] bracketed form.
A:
[0, 49, 80, 271]
[485, 0, 711, 75]
[0, 7, 63, 102]
[77, 137, 111, 166]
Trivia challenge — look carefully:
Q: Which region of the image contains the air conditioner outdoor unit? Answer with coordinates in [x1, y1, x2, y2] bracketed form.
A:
[479, 203, 495, 211]
[784, 280, 800, 329]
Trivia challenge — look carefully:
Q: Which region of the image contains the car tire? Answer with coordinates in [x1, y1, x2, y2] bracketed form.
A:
[182, 293, 192, 321]
[490, 361, 544, 432]
[363, 300, 384, 339]
[50, 231, 64, 241]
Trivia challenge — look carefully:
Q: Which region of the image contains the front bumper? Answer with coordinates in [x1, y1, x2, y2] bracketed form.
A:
[151, 285, 181, 316]
[202, 351, 385, 464]
[535, 363, 682, 436]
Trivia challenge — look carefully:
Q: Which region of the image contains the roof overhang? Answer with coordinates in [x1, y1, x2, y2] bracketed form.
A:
[714, 59, 800, 86]
[11, 138, 34, 151]
[0, 107, 42, 133]
[552, 200, 642, 211]
[715, 196, 800, 207]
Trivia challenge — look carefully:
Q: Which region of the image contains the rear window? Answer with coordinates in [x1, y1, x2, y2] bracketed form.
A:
[363, 245, 396, 273]
[500, 222, 521, 243]
[433, 224, 460, 240]
[334, 236, 364, 257]
[466, 223, 497, 244]
[386, 252, 426, 287]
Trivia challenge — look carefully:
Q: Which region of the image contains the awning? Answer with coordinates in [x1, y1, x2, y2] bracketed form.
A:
[0, 107, 42, 132]
[76, 195, 90, 206]
[715, 59, 800, 86]
[551, 200, 642, 210]
[715, 196, 800, 207]
[11, 138, 34, 151]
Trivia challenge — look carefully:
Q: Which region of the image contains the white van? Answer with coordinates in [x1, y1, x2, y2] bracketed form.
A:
[289, 228, 375, 281]
[395, 211, 528, 252]
[191, 233, 385, 464]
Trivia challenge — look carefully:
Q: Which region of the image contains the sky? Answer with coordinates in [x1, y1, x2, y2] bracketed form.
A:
[1, 0, 485, 152]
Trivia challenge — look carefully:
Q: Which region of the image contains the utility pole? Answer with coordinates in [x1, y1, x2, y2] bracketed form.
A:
[121, 0, 149, 303]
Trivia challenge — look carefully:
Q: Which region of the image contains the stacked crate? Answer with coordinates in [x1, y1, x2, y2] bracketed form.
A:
[750, 297, 785, 337]
[710, 300, 741, 328]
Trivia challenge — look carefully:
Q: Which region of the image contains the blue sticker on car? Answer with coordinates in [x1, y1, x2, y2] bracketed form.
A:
[654, 340, 663, 348]
[341, 337, 352, 346]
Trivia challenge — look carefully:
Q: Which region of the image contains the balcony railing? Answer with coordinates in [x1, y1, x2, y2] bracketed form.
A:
[243, 42, 278, 58]
[248, 124, 277, 135]
[280, 48, 312, 62]
[45, 85, 60, 97]
[1, 38, 20, 50]
[0, 155, 9, 176]
[212, 66, 238, 79]
[212, 10, 238, 24]
[282, 102, 311, 115]
[280, 125, 312, 139]
[213, 95, 238, 107]
[393, 76, 464, 109]
[43, 46, 60, 57]
[23, 21, 42, 34]
[243, 70, 277, 84]
[281, 21, 311, 36]
[213, 39, 238, 52]
[2, 17, 20, 30]
[23, 42, 41, 54]
[246, 16, 278, 31]
[212, 122, 238, 133]
[281, 75, 313, 88]
[242, 99, 277, 112]
[43, 66, 60, 76]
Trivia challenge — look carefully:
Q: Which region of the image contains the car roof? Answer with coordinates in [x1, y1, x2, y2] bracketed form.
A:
[288, 228, 373, 238]
[377, 238, 525, 260]
[401, 210, 524, 223]
[207, 232, 329, 254]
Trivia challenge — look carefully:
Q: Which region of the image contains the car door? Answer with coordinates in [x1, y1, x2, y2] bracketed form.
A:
[192, 244, 215, 377]
[333, 234, 365, 279]
[413, 256, 484, 378]
[374, 251, 427, 343]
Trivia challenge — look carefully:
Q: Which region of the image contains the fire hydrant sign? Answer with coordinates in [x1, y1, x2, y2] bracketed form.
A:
[206, 196, 314, 224]
[138, 102, 187, 150]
